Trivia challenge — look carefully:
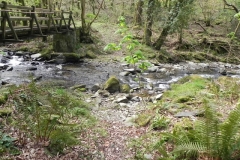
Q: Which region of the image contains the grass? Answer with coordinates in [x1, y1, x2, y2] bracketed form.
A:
[131, 75, 240, 159]
[164, 75, 207, 99]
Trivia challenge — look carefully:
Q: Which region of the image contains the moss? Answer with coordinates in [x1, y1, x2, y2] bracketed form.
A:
[135, 113, 153, 126]
[86, 50, 97, 59]
[156, 50, 175, 63]
[192, 52, 205, 61]
[0, 95, 7, 105]
[162, 75, 208, 105]
[103, 76, 120, 93]
[120, 84, 131, 93]
[41, 46, 53, 55]
[41, 53, 51, 60]
[0, 108, 12, 117]
[63, 53, 80, 63]
[176, 96, 192, 103]
[77, 88, 87, 92]
[29, 47, 40, 53]
[18, 46, 28, 51]
[39, 46, 53, 60]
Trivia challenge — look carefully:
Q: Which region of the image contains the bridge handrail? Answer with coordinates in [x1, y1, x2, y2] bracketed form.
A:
[0, 1, 76, 42]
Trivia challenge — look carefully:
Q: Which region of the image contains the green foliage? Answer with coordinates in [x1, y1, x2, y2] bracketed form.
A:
[168, 0, 194, 34]
[234, 12, 240, 20]
[48, 130, 78, 154]
[0, 132, 20, 156]
[227, 32, 238, 41]
[151, 115, 170, 130]
[104, 16, 151, 71]
[228, 12, 240, 42]
[6, 82, 95, 154]
[104, 43, 121, 51]
[163, 75, 207, 101]
[167, 100, 240, 160]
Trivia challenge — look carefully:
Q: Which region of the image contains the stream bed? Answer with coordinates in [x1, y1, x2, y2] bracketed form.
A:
[1, 49, 240, 92]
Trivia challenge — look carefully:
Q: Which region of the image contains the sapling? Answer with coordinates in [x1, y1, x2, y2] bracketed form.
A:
[104, 16, 151, 84]
[104, 16, 152, 107]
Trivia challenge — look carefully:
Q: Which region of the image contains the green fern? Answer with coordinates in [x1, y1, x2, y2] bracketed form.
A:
[173, 100, 240, 160]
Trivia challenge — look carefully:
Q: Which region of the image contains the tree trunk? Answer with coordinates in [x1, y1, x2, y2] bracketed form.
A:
[110, 0, 114, 10]
[164, 0, 168, 8]
[130, 0, 135, 12]
[143, 0, 155, 46]
[80, 0, 92, 43]
[153, 0, 193, 50]
[178, 28, 183, 44]
[154, 26, 170, 50]
[134, 0, 144, 26]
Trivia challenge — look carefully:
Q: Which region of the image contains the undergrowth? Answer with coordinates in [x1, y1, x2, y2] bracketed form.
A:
[131, 75, 240, 160]
[1, 82, 96, 155]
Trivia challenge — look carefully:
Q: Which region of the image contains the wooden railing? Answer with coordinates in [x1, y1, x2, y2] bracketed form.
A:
[0, 1, 76, 42]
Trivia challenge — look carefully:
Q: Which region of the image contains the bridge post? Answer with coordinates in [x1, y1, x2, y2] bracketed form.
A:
[2, 1, 19, 41]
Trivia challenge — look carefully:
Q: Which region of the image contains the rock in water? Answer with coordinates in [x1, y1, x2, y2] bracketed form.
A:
[103, 76, 120, 93]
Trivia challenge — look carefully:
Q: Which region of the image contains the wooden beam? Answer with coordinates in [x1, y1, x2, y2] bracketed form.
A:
[0, 1, 75, 42]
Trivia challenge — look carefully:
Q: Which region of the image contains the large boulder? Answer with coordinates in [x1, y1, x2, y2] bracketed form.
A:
[103, 76, 120, 93]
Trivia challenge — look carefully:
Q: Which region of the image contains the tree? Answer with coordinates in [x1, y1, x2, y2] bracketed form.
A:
[198, 0, 220, 27]
[79, 0, 104, 43]
[134, 0, 144, 26]
[143, 0, 155, 45]
[153, 0, 194, 50]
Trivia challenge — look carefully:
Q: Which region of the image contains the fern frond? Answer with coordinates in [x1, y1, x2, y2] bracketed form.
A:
[174, 142, 206, 159]
[219, 104, 240, 159]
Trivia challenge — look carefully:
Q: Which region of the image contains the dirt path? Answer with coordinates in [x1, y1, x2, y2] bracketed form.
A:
[96, 121, 147, 160]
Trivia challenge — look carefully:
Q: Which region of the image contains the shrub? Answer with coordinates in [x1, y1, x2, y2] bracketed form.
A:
[4, 82, 95, 154]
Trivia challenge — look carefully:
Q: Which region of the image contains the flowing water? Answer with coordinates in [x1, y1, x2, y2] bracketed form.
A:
[1, 50, 240, 91]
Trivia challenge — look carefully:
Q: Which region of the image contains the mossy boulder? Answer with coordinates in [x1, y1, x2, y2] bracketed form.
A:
[104, 76, 120, 93]
[86, 50, 97, 59]
[135, 113, 153, 127]
[120, 84, 131, 93]
[64, 53, 80, 63]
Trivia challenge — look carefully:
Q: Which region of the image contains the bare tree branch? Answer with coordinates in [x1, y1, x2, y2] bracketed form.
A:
[88, 0, 104, 27]
[222, 0, 239, 13]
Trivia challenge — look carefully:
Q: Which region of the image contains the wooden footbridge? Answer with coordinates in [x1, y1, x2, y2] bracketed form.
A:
[0, 1, 76, 42]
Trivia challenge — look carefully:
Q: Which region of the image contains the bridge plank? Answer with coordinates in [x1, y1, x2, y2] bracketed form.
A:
[37, 17, 50, 21]
[7, 4, 32, 11]
[10, 17, 32, 21]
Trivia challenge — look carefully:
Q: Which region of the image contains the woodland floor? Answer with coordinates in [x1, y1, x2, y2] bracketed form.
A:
[1, 20, 240, 159]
